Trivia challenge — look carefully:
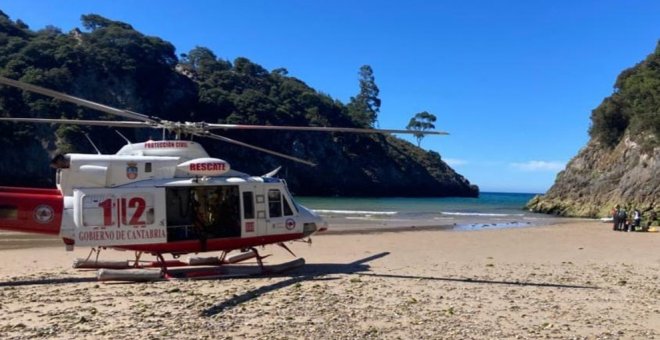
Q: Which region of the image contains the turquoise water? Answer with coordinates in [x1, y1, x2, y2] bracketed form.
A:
[295, 192, 559, 231]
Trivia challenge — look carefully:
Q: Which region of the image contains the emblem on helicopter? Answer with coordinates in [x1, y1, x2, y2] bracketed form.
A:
[33, 204, 55, 224]
[126, 162, 139, 179]
[285, 218, 296, 230]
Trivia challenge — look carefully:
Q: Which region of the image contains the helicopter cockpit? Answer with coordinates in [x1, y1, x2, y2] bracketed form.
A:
[50, 154, 71, 169]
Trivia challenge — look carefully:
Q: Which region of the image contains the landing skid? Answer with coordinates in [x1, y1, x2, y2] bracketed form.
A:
[72, 248, 305, 282]
[96, 258, 305, 282]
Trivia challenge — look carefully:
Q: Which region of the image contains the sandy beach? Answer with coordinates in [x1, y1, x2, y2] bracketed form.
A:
[0, 220, 658, 339]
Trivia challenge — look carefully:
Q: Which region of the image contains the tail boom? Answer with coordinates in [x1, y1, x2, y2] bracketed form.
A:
[0, 187, 63, 235]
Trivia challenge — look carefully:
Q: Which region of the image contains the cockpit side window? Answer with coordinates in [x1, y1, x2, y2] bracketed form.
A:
[268, 189, 282, 218]
[50, 154, 70, 169]
[283, 197, 293, 216]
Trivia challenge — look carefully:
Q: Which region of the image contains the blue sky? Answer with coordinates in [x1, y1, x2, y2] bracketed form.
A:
[2, 1, 659, 193]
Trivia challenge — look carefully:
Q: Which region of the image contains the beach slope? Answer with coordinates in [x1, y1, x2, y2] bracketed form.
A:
[0, 220, 658, 339]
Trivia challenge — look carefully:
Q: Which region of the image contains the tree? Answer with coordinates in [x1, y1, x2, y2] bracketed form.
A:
[588, 41, 660, 149]
[179, 46, 231, 78]
[347, 65, 381, 127]
[81, 14, 133, 31]
[406, 111, 437, 147]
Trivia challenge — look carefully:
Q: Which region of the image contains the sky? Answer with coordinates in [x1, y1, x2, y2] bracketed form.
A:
[1, 1, 659, 193]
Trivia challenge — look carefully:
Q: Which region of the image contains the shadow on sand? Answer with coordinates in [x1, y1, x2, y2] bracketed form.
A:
[0, 251, 598, 313]
[201, 252, 599, 316]
[0, 276, 97, 287]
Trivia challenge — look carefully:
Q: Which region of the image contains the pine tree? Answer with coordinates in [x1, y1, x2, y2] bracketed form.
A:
[347, 65, 381, 127]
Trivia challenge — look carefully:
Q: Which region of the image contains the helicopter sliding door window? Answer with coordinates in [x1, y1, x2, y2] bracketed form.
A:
[165, 187, 195, 241]
[205, 186, 241, 237]
[165, 186, 241, 240]
[243, 192, 255, 219]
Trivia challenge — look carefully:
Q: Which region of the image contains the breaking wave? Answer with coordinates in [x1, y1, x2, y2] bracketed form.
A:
[441, 211, 525, 217]
[313, 209, 397, 216]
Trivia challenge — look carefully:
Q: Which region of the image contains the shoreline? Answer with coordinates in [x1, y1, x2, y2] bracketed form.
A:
[318, 214, 591, 234]
[0, 215, 592, 248]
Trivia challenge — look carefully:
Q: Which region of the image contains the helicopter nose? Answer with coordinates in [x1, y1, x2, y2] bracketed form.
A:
[302, 219, 328, 236]
[303, 222, 317, 236]
[318, 220, 328, 233]
[298, 204, 328, 236]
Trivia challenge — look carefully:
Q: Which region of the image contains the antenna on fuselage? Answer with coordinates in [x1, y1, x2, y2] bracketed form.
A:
[115, 130, 132, 144]
[83, 133, 101, 155]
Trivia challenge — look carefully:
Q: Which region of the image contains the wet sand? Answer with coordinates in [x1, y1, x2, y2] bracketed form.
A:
[0, 220, 658, 339]
[0, 232, 61, 250]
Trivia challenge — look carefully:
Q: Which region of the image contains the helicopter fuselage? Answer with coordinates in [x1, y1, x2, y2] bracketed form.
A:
[0, 140, 325, 255]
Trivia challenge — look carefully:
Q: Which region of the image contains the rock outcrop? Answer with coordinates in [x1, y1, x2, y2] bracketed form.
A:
[526, 137, 658, 217]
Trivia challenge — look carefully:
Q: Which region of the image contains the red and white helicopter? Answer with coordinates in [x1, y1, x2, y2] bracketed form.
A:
[0, 76, 446, 280]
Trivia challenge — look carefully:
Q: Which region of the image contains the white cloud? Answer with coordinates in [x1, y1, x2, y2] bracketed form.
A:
[444, 158, 468, 166]
[510, 160, 565, 172]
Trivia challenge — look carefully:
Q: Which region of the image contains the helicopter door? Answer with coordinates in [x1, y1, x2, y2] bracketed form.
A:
[240, 190, 259, 237]
[72, 187, 167, 247]
[246, 186, 268, 237]
[264, 185, 299, 235]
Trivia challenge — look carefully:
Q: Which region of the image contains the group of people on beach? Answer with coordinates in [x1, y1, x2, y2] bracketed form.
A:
[611, 205, 657, 232]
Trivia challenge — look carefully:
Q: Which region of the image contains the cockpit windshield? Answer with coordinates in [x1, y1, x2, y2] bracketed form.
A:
[50, 154, 70, 169]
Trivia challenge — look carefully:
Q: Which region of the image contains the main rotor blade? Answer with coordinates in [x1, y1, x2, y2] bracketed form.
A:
[0, 76, 160, 124]
[202, 132, 316, 166]
[204, 123, 449, 135]
[0, 117, 150, 128]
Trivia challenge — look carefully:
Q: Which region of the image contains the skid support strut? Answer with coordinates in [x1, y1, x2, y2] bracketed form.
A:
[250, 247, 271, 273]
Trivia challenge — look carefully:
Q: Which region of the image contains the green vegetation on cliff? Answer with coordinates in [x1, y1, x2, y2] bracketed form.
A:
[0, 12, 478, 197]
[589, 41, 660, 150]
[527, 41, 659, 218]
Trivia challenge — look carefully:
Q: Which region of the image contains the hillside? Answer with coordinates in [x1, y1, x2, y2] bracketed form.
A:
[527, 41, 660, 217]
[0, 12, 478, 197]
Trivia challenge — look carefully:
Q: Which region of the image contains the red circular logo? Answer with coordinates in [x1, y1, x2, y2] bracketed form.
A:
[285, 218, 296, 230]
[33, 205, 54, 224]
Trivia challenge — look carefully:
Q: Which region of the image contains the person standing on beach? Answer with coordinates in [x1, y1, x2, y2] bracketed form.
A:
[612, 205, 620, 231]
[631, 209, 641, 232]
[617, 207, 627, 231]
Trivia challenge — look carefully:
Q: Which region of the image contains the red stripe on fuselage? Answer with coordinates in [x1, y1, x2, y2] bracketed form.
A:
[116, 233, 304, 254]
[0, 187, 63, 235]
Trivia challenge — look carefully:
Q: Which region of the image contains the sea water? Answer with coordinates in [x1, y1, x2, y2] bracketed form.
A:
[296, 192, 563, 232]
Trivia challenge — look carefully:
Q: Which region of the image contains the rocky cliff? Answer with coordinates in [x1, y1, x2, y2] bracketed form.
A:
[526, 137, 658, 217]
[527, 42, 660, 218]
